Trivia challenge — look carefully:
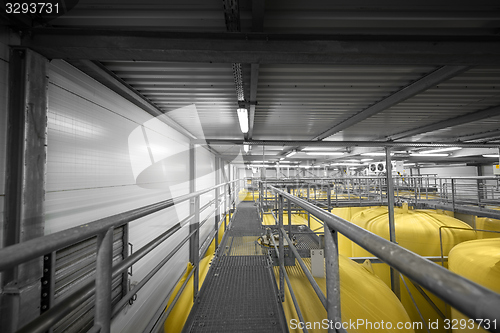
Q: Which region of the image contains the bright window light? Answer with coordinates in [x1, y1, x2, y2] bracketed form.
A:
[421, 147, 462, 154]
[305, 152, 345, 156]
[237, 108, 249, 133]
[410, 153, 449, 157]
[483, 154, 500, 158]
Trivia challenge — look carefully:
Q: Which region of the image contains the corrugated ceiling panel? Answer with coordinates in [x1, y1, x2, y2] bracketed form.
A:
[102, 61, 245, 140]
[329, 66, 500, 141]
[253, 64, 436, 140]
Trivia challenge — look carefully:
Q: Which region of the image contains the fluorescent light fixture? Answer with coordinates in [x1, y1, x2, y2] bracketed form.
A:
[285, 151, 296, 157]
[410, 153, 449, 157]
[305, 152, 345, 156]
[483, 154, 500, 158]
[421, 147, 462, 154]
[237, 108, 249, 133]
[361, 152, 394, 156]
[280, 157, 285, 161]
[243, 144, 249, 153]
[403, 163, 415, 166]
[361, 158, 373, 162]
[331, 162, 365, 166]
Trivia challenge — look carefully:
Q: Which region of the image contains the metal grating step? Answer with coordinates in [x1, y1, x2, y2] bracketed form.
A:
[183, 256, 287, 333]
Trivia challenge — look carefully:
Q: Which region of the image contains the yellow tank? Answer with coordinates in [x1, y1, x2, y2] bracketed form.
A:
[282, 255, 415, 333]
[330, 206, 375, 256]
[351, 206, 476, 333]
[475, 207, 500, 239]
[448, 238, 500, 333]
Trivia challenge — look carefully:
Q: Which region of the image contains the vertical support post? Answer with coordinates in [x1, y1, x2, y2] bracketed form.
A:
[379, 178, 383, 203]
[1, 48, 48, 332]
[224, 184, 228, 230]
[121, 223, 129, 303]
[189, 143, 200, 300]
[327, 182, 331, 212]
[307, 184, 311, 228]
[94, 228, 114, 333]
[192, 196, 200, 300]
[278, 195, 284, 302]
[385, 147, 400, 299]
[477, 165, 483, 207]
[451, 179, 456, 211]
[215, 158, 220, 250]
[324, 223, 341, 332]
[287, 193, 292, 238]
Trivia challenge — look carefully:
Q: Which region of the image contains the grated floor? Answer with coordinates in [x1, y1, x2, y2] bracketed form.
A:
[182, 202, 288, 333]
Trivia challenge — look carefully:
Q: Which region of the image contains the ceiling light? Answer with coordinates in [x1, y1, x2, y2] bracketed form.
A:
[280, 157, 285, 161]
[483, 154, 500, 158]
[330, 162, 365, 166]
[243, 144, 249, 153]
[361, 152, 394, 156]
[285, 151, 296, 158]
[237, 108, 249, 133]
[361, 158, 373, 162]
[410, 153, 449, 157]
[305, 152, 345, 156]
[421, 147, 462, 154]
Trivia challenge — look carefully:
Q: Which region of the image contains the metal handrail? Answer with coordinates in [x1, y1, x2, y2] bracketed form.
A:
[0, 180, 237, 272]
[268, 185, 500, 333]
[0, 179, 239, 333]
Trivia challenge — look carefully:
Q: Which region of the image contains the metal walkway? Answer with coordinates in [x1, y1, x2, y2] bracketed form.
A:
[182, 202, 288, 333]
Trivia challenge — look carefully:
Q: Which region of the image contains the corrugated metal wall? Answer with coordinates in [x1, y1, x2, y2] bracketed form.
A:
[44, 60, 217, 332]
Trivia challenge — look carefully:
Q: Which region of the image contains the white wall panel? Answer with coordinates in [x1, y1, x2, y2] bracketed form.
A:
[45, 60, 200, 333]
[196, 147, 216, 248]
[420, 166, 477, 177]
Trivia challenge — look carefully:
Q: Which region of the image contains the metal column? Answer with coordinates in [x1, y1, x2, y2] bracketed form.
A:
[324, 223, 341, 332]
[278, 195, 285, 302]
[385, 147, 400, 299]
[1, 48, 48, 332]
[215, 158, 220, 250]
[189, 144, 200, 300]
[94, 228, 114, 333]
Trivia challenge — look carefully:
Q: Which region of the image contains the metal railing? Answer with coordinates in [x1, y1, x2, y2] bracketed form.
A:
[259, 182, 500, 333]
[246, 176, 500, 219]
[0, 180, 239, 333]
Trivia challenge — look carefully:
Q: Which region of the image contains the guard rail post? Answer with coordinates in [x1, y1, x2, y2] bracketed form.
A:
[192, 195, 200, 301]
[278, 194, 285, 302]
[94, 227, 114, 333]
[324, 222, 341, 332]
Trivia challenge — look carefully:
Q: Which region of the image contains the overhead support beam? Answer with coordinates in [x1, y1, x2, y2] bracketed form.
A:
[197, 139, 500, 148]
[388, 105, 500, 141]
[458, 129, 500, 142]
[247, 63, 259, 140]
[67, 59, 197, 139]
[251, 0, 266, 32]
[313, 65, 469, 140]
[20, 30, 500, 65]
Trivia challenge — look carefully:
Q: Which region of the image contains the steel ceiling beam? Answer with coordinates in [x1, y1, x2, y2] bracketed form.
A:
[197, 139, 500, 148]
[20, 29, 500, 65]
[313, 65, 469, 140]
[458, 129, 500, 142]
[247, 63, 259, 140]
[252, 0, 265, 32]
[388, 105, 500, 141]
